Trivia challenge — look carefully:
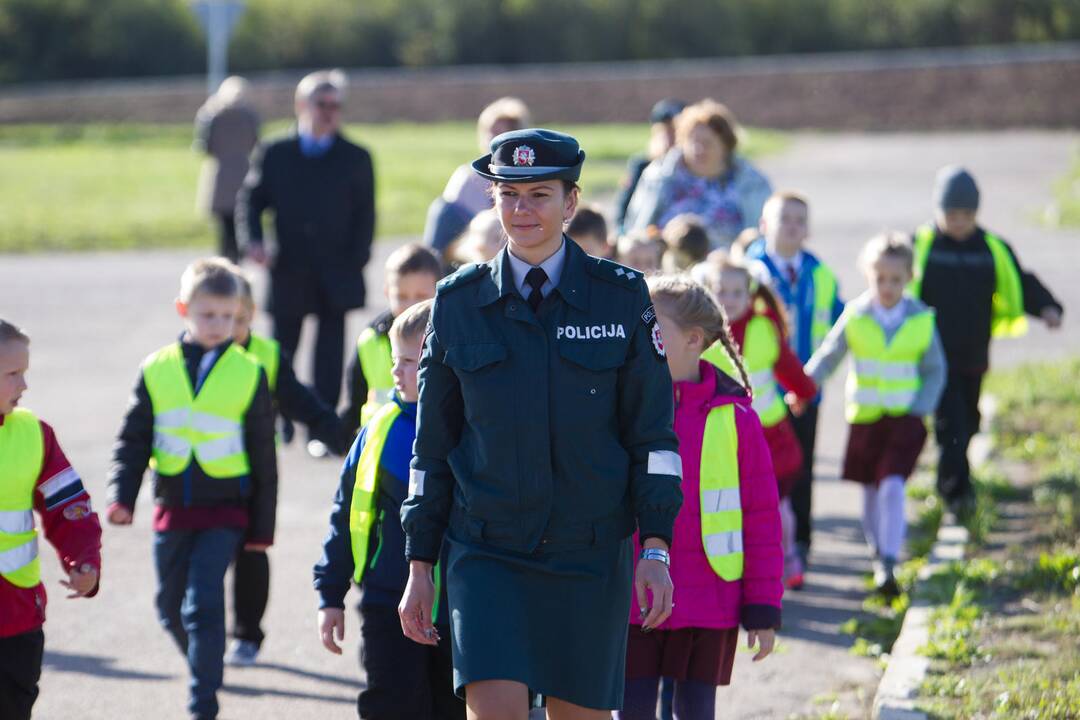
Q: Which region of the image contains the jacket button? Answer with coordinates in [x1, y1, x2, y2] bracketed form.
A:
[509, 305, 516, 311]
[590, 388, 597, 395]
[540, 537, 549, 544]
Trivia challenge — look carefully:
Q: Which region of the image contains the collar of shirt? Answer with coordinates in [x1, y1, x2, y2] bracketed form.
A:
[506, 238, 566, 299]
[766, 248, 803, 279]
[870, 297, 908, 332]
[298, 131, 335, 158]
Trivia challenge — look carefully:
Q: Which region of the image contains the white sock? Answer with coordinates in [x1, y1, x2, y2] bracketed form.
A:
[862, 485, 880, 555]
[877, 475, 907, 560]
[779, 497, 797, 561]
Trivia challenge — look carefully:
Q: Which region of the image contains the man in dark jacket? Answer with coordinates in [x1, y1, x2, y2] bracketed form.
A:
[237, 70, 375, 457]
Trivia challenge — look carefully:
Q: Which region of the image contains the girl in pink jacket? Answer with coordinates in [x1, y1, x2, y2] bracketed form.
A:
[617, 275, 784, 720]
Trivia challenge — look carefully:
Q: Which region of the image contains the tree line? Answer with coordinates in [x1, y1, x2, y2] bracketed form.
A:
[2, 0, 1078, 84]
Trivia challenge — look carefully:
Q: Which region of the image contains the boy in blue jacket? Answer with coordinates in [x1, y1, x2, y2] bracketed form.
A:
[313, 299, 462, 720]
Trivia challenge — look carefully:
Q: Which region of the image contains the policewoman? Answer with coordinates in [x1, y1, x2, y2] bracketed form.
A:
[399, 129, 683, 719]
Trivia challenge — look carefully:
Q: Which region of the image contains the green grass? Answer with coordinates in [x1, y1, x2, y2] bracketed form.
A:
[0, 122, 788, 253]
[1046, 146, 1080, 228]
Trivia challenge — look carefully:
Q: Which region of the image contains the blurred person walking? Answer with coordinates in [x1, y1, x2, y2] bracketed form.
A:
[237, 69, 376, 458]
[194, 76, 261, 263]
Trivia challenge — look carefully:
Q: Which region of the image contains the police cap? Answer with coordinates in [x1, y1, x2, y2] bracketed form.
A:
[471, 128, 586, 184]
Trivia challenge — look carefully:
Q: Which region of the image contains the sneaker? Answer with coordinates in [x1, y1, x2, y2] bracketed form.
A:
[784, 572, 805, 591]
[306, 439, 330, 459]
[873, 557, 900, 598]
[784, 554, 806, 590]
[225, 639, 259, 667]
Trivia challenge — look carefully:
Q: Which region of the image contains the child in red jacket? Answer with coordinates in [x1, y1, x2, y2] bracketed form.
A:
[695, 256, 818, 589]
[617, 275, 782, 720]
[0, 319, 102, 720]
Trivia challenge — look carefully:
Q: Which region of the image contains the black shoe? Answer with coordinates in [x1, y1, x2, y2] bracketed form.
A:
[873, 557, 900, 597]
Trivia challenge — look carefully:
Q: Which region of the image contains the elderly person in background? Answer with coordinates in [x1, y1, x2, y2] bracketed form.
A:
[237, 69, 376, 458]
[194, 76, 261, 262]
[624, 99, 772, 251]
[421, 96, 531, 254]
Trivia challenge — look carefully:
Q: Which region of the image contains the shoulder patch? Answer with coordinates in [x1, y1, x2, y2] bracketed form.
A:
[585, 257, 644, 291]
[436, 262, 487, 294]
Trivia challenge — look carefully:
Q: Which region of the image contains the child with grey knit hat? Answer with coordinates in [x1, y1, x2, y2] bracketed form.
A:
[908, 165, 1063, 515]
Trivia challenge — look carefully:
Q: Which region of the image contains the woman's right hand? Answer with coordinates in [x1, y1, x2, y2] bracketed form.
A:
[398, 561, 440, 646]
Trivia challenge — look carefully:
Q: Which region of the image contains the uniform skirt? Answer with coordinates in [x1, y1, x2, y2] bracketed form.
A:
[446, 534, 634, 710]
[842, 414, 928, 486]
[625, 624, 740, 686]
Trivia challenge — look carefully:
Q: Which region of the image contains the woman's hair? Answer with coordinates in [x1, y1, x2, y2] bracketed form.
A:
[674, 98, 739, 154]
[389, 299, 434, 345]
[859, 231, 915, 275]
[692, 252, 791, 340]
[477, 97, 532, 148]
[661, 214, 710, 271]
[646, 273, 752, 394]
[0, 319, 29, 345]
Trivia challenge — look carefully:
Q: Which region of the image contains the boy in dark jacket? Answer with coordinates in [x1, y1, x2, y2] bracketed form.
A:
[911, 166, 1063, 512]
[314, 300, 462, 720]
[107, 258, 277, 720]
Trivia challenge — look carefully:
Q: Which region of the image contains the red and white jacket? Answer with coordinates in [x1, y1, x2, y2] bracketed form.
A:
[0, 414, 102, 638]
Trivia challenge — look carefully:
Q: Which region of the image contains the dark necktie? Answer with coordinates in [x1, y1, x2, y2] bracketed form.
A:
[525, 267, 548, 313]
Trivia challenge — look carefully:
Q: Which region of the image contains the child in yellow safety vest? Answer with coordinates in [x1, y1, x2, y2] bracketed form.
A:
[223, 266, 347, 667]
[806, 233, 947, 596]
[106, 258, 277, 720]
[694, 255, 818, 590]
[314, 300, 463, 720]
[910, 166, 1063, 515]
[615, 275, 782, 720]
[340, 244, 442, 443]
[0, 319, 102, 720]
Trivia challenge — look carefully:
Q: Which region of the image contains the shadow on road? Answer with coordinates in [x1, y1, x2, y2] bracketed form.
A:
[252, 661, 360, 689]
[222, 682, 356, 705]
[42, 650, 173, 681]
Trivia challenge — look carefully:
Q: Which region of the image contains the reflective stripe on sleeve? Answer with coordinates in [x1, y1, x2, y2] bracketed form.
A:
[38, 467, 81, 499]
[409, 469, 426, 497]
[647, 450, 683, 478]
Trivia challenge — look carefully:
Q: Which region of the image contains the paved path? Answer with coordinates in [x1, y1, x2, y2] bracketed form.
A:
[2, 131, 1077, 719]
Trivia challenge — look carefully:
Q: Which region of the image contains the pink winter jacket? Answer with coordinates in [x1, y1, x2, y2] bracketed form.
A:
[632, 360, 784, 631]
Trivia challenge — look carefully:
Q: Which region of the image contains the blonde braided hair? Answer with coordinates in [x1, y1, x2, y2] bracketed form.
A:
[646, 273, 753, 396]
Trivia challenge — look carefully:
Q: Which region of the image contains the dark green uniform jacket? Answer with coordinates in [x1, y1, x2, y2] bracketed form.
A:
[402, 239, 683, 561]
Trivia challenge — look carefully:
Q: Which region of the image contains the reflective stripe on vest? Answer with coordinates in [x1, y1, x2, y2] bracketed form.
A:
[143, 343, 260, 478]
[702, 315, 787, 427]
[699, 403, 743, 581]
[911, 225, 1027, 338]
[844, 310, 935, 424]
[0, 407, 44, 588]
[350, 402, 402, 584]
[810, 263, 839, 352]
[357, 328, 394, 428]
[245, 334, 280, 393]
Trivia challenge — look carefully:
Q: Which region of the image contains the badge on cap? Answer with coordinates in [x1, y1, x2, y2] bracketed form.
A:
[512, 145, 536, 167]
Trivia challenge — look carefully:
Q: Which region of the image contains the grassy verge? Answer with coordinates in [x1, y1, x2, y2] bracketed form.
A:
[915, 358, 1080, 718]
[1046, 147, 1080, 229]
[0, 122, 787, 253]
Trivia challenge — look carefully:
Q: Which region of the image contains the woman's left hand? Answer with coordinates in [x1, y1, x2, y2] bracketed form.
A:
[635, 545, 674, 631]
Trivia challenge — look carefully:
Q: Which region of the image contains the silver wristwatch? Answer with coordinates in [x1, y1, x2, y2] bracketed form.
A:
[639, 547, 670, 566]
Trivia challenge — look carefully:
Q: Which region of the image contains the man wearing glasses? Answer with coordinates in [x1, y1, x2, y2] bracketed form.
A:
[238, 69, 376, 459]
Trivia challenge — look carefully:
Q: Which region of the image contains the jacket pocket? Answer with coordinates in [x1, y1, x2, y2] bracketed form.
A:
[444, 343, 507, 372]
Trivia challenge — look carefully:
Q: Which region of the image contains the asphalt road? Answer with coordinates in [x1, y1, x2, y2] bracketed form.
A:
[2, 130, 1077, 720]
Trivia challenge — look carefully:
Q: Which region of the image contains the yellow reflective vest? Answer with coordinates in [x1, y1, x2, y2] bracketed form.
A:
[245, 334, 280, 393]
[911, 225, 1027, 338]
[699, 403, 743, 581]
[143, 343, 261, 478]
[702, 314, 787, 428]
[844, 310, 936, 424]
[357, 328, 394, 427]
[0, 408, 44, 588]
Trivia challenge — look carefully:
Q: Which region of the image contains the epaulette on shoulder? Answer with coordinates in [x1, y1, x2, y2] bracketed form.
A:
[585, 256, 644, 291]
[436, 262, 487, 294]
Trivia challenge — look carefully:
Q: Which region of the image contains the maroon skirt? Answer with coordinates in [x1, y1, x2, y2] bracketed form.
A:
[624, 624, 740, 686]
[842, 414, 928, 486]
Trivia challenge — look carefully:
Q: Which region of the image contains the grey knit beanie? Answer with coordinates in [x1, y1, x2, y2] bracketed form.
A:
[933, 165, 980, 211]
